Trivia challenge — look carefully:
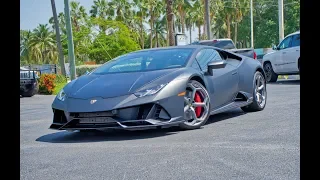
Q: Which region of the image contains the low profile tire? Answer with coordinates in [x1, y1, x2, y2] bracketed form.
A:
[241, 71, 267, 112]
[179, 80, 211, 130]
[264, 62, 278, 83]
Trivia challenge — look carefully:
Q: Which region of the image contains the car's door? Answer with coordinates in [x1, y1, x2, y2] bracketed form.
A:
[275, 35, 293, 73]
[282, 34, 300, 73]
[194, 48, 239, 109]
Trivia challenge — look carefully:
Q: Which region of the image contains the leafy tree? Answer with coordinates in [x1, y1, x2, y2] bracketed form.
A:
[29, 24, 58, 64]
[89, 19, 140, 63]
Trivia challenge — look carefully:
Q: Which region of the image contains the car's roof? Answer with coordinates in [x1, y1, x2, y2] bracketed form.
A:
[20, 67, 29, 70]
[132, 45, 204, 53]
[197, 38, 233, 43]
[286, 31, 300, 37]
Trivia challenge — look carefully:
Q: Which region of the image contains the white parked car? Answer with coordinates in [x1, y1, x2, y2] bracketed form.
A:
[262, 31, 300, 82]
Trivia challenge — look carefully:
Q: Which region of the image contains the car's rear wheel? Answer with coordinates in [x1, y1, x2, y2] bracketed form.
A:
[179, 80, 211, 130]
[241, 71, 267, 112]
[264, 62, 278, 83]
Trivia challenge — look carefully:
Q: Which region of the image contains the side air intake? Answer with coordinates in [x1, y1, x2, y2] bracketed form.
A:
[235, 92, 248, 102]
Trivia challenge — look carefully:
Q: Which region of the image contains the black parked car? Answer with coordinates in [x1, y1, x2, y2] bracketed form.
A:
[20, 67, 39, 97]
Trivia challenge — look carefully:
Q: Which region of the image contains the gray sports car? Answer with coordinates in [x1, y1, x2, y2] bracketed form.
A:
[50, 45, 267, 131]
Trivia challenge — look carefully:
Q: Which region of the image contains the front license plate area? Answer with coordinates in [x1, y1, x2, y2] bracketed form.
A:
[79, 117, 116, 124]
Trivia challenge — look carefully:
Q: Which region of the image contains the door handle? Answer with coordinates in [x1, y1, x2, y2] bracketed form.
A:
[282, 52, 286, 54]
[296, 50, 299, 52]
[232, 72, 237, 75]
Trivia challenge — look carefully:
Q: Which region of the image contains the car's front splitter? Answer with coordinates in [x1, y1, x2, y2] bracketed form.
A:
[49, 116, 184, 131]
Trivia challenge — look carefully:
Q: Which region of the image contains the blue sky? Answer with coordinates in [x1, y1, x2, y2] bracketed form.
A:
[20, 0, 199, 42]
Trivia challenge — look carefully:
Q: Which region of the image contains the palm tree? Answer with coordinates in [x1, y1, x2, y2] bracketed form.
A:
[146, 0, 162, 48]
[90, 0, 109, 18]
[20, 30, 35, 64]
[174, 0, 192, 34]
[232, 0, 249, 45]
[185, 7, 195, 44]
[108, 0, 133, 22]
[70, 1, 88, 32]
[192, 0, 204, 40]
[133, 0, 148, 49]
[221, 0, 237, 39]
[50, 0, 66, 76]
[30, 24, 57, 64]
[49, 12, 66, 34]
[209, 0, 223, 37]
[166, 0, 175, 46]
[152, 20, 167, 47]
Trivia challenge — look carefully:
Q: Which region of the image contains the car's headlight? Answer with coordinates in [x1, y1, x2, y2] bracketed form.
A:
[134, 83, 167, 98]
[56, 89, 66, 101]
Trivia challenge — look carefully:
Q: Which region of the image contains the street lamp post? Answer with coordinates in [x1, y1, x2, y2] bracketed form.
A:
[250, 0, 254, 48]
[278, 0, 284, 41]
[64, 0, 76, 80]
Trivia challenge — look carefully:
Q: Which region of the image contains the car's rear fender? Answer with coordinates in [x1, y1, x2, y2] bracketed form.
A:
[237, 58, 262, 96]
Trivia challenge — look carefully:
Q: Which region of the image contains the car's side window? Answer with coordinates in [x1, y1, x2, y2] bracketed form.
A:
[291, 34, 300, 47]
[196, 49, 222, 71]
[278, 36, 292, 50]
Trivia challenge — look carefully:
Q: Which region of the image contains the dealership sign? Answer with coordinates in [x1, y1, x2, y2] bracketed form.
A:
[175, 34, 188, 46]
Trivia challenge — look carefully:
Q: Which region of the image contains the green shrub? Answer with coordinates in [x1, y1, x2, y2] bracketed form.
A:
[38, 74, 56, 95]
[55, 74, 67, 83]
[76, 64, 101, 76]
[53, 82, 67, 95]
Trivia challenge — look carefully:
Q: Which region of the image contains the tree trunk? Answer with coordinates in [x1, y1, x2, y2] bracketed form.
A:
[50, 0, 66, 76]
[166, 0, 175, 46]
[181, 15, 185, 34]
[73, 18, 79, 32]
[234, 22, 237, 47]
[189, 26, 192, 44]
[42, 50, 46, 64]
[198, 25, 201, 41]
[156, 32, 159, 47]
[173, 15, 176, 34]
[179, 7, 185, 34]
[203, 22, 206, 40]
[150, 9, 153, 48]
[140, 16, 144, 49]
[226, 14, 231, 38]
[166, 21, 169, 46]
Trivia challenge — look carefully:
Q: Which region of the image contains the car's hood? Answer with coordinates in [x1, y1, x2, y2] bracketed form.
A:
[64, 68, 181, 99]
[263, 50, 277, 57]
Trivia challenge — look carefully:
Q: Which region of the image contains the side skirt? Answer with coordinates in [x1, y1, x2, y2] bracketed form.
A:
[210, 97, 253, 115]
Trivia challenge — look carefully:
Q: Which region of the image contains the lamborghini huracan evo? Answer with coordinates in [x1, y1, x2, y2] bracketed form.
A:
[50, 45, 267, 131]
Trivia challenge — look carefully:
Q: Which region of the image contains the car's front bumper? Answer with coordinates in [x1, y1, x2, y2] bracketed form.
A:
[50, 93, 185, 131]
[49, 105, 184, 131]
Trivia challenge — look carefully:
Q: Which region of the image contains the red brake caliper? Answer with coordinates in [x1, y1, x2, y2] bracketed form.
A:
[194, 92, 203, 118]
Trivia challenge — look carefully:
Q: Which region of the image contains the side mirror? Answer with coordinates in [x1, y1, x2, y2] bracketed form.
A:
[207, 60, 227, 76]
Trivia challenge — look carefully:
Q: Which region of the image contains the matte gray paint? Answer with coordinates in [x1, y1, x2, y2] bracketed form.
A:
[51, 45, 264, 129]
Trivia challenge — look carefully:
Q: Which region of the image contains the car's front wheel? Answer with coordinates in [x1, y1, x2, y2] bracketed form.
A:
[179, 80, 211, 130]
[241, 71, 267, 112]
[264, 62, 278, 83]
[21, 88, 36, 97]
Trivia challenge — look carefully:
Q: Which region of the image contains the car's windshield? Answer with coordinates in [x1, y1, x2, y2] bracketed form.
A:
[92, 48, 194, 74]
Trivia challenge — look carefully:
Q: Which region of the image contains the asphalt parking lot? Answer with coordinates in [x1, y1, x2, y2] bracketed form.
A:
[20, 79, 300, 180]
